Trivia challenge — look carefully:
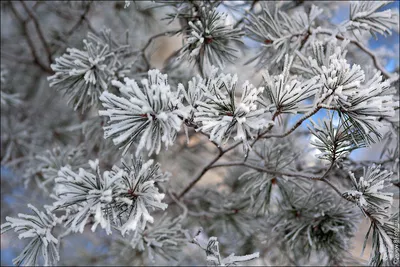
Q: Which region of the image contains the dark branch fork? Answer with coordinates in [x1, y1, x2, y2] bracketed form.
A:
[8, 1, 53, 74]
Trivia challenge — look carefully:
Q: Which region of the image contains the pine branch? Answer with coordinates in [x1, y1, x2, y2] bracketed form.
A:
[178, 86, 337, 199]
[315, 28, 394, 80]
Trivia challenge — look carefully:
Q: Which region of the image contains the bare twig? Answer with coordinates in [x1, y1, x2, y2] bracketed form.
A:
[320, 177, 344, 197]
[83, 16, 97, 35]
[233, 0, 259, 29]
[262, 105, 322, 138]
[64, 3, 92, 38]
[9, 2, 53, 74]
[209, 160, 344, 198]
[134, 29, 182, 70]
[20, 0, 53, 65]
[210, 161, 319, 179]
[177, 149, 223, 200]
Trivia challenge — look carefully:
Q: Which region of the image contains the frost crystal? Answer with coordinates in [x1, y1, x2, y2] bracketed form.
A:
[262, 55, 320, 114]
[295, 39, 396, 143]
[344, 165, 393, 218]
[179, 6, 243, 70]
[246, 4, 323, 68]
[177, 73, 208, 118]
[48, 27, 132, 112]
[296, 40, 365, 107]
[48, 38, 115, 111]
[1, 204, 60, 266]
[99, 69, 186, 156]
[194, 70, 272, 150]
[192, 235, 259, 266]
[348, 1, 398, 38]
[52, 156, 168, 237]
[124, 1, 131, 8]
[112, 156, 169, 236]
[53, 159, 121, 234]
[341, 71, 396, 142]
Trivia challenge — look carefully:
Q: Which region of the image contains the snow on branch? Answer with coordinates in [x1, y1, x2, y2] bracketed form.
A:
[295, 39, 397, 144]
[193, 68, 273, 151]
[347, 1, 398, 39]
[191, 235, 259, 266]
[1, 204, 60, 266]
[99, 69, 187, 156]
[309, 112, 367, 164]
[343, 164, 393, 218]
[51, 156, 169, 237]
[246, 3, 323, 68]
[179, 5, 244, 72]
[262, 54, 320, 115]
[48, 28, 131, 111]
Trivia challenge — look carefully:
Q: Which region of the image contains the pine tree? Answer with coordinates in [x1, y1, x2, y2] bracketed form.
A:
[1, 1, 399, 266]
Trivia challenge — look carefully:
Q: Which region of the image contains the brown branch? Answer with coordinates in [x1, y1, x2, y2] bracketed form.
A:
[9, 2, 53, 74]
[210, 160, 344, 198]
[262, 105, 322, 138]
[211, 161, 320, 179]
[20, 0, 53, 65]
[135, 30, 181, 71]
[177, 150, 224, 199]
[65, 3, 92, 38]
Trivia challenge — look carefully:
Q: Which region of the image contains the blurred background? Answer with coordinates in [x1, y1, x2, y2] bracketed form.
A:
[1, 1, 399, 266]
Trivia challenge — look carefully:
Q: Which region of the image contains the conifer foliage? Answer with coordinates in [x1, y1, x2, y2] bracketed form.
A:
[1, 1, 399, 266]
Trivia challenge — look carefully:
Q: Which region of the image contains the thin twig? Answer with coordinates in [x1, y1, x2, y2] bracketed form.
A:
[209, 160, 345, 198]
[177, 149, 223, 200]
[209, 161, 319, 179]
[20, 0, 53, 65]
[167, 190, 188, 219]
[135, 29, 181, 70]
[198, 132, 223, 153]
[9, 2, 53, 74]
[263, 105, 322, 138]
[320, 177, 344, 197]
[83, 16, 98, 35]
[233, 0, 259, 29]
[64, 3, 92, 38]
